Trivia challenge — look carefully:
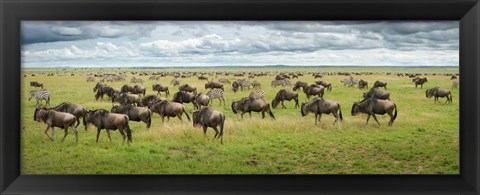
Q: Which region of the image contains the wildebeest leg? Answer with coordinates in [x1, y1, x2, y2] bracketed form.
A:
[314, 114, 318, 125]
[240, 112, 245, 119]
[72, 126, 78, 143]
[96, 129, 101, 144]
[177, 114, 183, 121]
[61, 127, 69, 142]
[161, 116, 165, 123]
[332, 112, 339, 124]
[387, 112, 394, 126]
[281, 101, 286, 109]
[202, 126, 208, 140]
[106, 130, 113, 144]
[372, 114, 381, 126]
[221, 97, 226, 106]
[44, 126, 53, 141]
[119, 129, 126, 144]
[318, 114, 322, 123]
[249, 112, 252, 118]
[366, 114, 371, 124]
[212, 127, 219, 139]
[262, 111, 266, 119]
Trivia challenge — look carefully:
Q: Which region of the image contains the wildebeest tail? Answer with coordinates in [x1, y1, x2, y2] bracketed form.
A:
[183, 107, 191, 122]
[393, 103, 398, 121]
[267, 104, 276, 120]
[338, 103, 343, 121]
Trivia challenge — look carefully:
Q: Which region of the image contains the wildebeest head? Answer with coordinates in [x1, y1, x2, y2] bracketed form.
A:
[351, 102, 360, 116]
[271, 99, 280, 109]
[34, 107, 50, 123]
[425, 88, 434, 98]
[231, 100, 238, 114]
[192, 110, 201, 127]
[300, 102, 307, 116]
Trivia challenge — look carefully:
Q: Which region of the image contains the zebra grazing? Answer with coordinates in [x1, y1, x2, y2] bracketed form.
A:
[207, 89, 226, 106]
[29, 90, 50, 107]
[249, 90, 266, 100]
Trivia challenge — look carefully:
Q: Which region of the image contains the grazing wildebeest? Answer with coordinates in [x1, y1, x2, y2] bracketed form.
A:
[451, 75, 457, 80]
[178, 84, 197, 93]
[315, 81, 332, 91]
[152, 84, 170, 97]
[195, 93, 210, 110]
[205, 81, 224, 91]
[373, 80, 387, 90]
[358, 79, 369, 89]
[341, 77, 354, 86]
[271, 80, 285, 87]
[30, 81, 44, 89]
[111, 104, 152, 128]
[170, 78, 181, 87]
[121, 84, 135, 93]
[231, 98, 275, 119]
[149, 100, 191, 122]
[130, 77, 144, 84]
[192, 106, 225, 144]
[232, 80, 251, 92]
[140, 95, 167, 107]
[426, 87, 452, 103]
[83, 109, 132, 144]
[300, 98, 343, 125]
[304, 84, 325, 99]
[133, 85, 146, 97]
[86, 76, 96, 82]
[198, 75, 208, 80]
[113, 93, 141, 106]
[363, 88, 391, 100]
[412, 77, 428, 88]
[207, 89, 225, 106]
[29, 90, 51, 107]
[34, 108, 78, 143]
[293, 81, 308, 91]
[351, 97, 398, 126]
[272, 89, 299, 109]
[452, 79, 459, 88]
[172, 91, 196, 108]
[52, 102, 88, 128]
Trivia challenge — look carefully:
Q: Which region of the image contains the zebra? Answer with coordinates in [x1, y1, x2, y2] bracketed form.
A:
[249, 90, 266, 100]
[207, 89, 225, 106]
[28, 90, 50, 107]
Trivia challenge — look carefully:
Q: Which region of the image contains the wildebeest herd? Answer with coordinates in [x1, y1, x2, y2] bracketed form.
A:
[27, 70, 458, 145]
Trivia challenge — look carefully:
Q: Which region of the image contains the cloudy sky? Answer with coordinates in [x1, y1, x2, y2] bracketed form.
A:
[21, 21, 459, 68]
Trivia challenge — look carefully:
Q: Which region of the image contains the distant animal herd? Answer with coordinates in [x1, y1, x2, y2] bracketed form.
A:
[27, 70, 459, 145]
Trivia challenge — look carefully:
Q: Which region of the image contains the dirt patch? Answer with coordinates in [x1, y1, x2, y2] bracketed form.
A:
[168, 148, 184, 155]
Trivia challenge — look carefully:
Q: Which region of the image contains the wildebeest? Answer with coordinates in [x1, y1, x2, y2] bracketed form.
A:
[149, 100, 191, 122]
[315, 81, 332, 91]
[218, 78, 231, 84]
[452, 79, 459, 88]
[300, 98, 343, 125]
[195, 93, 210, 110]
[358, 79, 369, 89]
[192, 106, 225, 144]
[205, 81, 224, 91]
[271, 89, 299, 109]
[52, 102, 88, 128]
[170, 78, 181, 87]
[451, 75, 457, 80]
[178, 84, 197, 93]
[231, 98, 275, 119]
[152, 84, 170, 97]
[34, 108, 78, 143]
[232, 79, 251, 92]
[412, 77, 428, 88]
[271, 80, 286, 87]
[351, 97, 398, 126]
[121, 84, 135, 93]
[373, 80, 387, 90]
[426, 87, 452, 103]
[252, 80, 261, 89]
[133, 85, 146, 97]
[198, 75, 208, 80]
[30, 81, 44, 88]
[113, 93, 141, 106]
[83, 109, 132, 144]
[140, 95, 167, 107]
[363, 88, 390, 100]
[86, 76, 96, 82]
[304, 84, 325, 99]
[111, 104, 152, 128]
[292, 81, 308, 91]
[130, 77, 144, 84]
[172, 91, 196, 108]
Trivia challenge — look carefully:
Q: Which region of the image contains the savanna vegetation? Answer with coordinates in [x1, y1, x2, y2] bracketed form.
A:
[21, 66, 459, 174]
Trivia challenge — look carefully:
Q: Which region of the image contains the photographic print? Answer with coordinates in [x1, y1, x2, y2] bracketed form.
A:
[21, 21, 459, 174]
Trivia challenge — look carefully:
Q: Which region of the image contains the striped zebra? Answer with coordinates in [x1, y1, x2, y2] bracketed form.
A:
[207, 89, 225, 106]
[28, 90, 50, 107]
[249, 90, 266, 100]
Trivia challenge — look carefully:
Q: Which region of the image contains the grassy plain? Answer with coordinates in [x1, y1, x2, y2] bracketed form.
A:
[21, 66, 459, 174]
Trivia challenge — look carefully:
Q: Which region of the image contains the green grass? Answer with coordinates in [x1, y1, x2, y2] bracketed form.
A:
[21, 67, 459, 174]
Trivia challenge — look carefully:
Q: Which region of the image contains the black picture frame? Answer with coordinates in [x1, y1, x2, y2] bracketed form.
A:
[1, 0, 479, 194]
